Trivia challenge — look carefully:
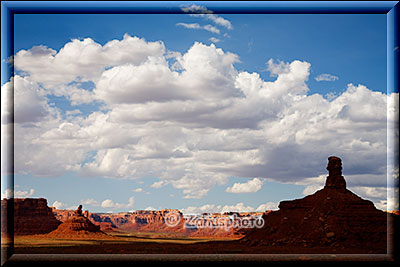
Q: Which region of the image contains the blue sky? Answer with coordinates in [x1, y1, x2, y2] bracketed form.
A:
[2, 5, 398, 213]
[14, 14, 387, 94]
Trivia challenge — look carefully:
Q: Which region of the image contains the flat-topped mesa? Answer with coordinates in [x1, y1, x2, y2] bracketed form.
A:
[324, 156, 346, 189]
[1, 198, 61, 235]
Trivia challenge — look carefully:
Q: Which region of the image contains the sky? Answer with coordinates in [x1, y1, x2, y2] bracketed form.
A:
[1, 4, 399, 214]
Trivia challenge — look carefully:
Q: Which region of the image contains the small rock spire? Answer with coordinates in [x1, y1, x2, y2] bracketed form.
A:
[75, 205, 83, 216]
[324, 156, 346, 189]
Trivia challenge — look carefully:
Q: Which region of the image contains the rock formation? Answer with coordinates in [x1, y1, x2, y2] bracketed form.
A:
[1, 198, 61, 235]
[52, 208, 269, 238]
[86, 212, 131, 231]
[187, 212, 266, 238]
[85, 209, 265, 238]
[82, 209, 185, 233]
[117, 209, 190, 234]
[324, 156, 346, 189]
[51, 208, 77, 222]
[241, 156, 390, 252]
[75, 204, 83, 215]
[45, 205, 111, 239]
[52, 208, 120, 232]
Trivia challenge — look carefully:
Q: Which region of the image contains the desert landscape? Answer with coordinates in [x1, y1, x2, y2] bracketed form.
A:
[1, 157, 398, 257]
[2, 5, 398, 264]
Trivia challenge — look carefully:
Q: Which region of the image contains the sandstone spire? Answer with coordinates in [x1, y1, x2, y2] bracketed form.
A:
[75, 204, 83, 216]
[324, 156, 346, 189]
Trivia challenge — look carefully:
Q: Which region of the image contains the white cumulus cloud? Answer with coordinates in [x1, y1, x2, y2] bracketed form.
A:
[176, 23, 220, 34]
[226, 178, 264, 193]
[101, 196, 135, 210]
[315, 73, 339, 82]
[14, 34, 165, 87]
[1, 188, 35, 199]
[52, 200, 68, 209]
[181, 201, 278, 215]
[6, 35, 397, 209]
[82, 198, 100, 207]
[132, 188, 144, 193]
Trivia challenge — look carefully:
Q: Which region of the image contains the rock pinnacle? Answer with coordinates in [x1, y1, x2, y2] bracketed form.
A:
[324, 156, 346, 189]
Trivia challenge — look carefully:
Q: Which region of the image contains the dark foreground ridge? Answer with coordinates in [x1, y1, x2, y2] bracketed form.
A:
[241, 156, 391, 253]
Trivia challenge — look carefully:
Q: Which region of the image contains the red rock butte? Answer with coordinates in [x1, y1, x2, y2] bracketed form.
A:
[1, 198, 61, 235]
[44, 205, 111, 239]
[241, 156, 390, 252]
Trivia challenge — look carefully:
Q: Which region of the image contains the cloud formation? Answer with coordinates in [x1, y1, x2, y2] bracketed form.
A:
[176, 23, 221, 34]
[209, 37, 221, 43]
[14, 34, 165, 87]
[132, 188, 144, 193]
[181, 201, 278, 215]
[7, 34, 398, 210]
[1, 188, 35, 198]
[82, 198, 100, 207]
[226, 178, 264, 193]
[181, 4, 233, 30]
[315, 73, 339, 82]
[101, 196, 135, 210]
[52, 200, 67, 209]
[177, 4, 232, 43]
[2, 75, 49, 124]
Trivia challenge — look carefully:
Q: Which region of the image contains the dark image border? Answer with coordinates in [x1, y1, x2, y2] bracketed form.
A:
[1, 0, 398, 264]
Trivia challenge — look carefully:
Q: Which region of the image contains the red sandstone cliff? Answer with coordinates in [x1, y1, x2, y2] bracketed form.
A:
[51, 208, 76, 222]
[53, 208, 268, 238]
[185, 212, 267, 238]
[1, 198, 61, 235]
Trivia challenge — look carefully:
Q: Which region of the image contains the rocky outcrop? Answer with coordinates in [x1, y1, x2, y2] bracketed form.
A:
[93, 221, 116, 232]
[116, 209, 189, 233]
[51, 208, 76, 222]
[1, 198, 61, 235]
[84, 209, 187, 233]
[45, 205, 111, 239]
[87, 212, 127, 232]
[132, 209, 178, 225]
[324, 156, 346, 189]
[83, 209, 267, 238]
[186, 212, 266, 238]
[52, 207, 118, 232]
[241, 156, 390, 252]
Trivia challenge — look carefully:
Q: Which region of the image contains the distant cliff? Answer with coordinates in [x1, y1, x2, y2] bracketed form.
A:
[51, 208, 266, 238]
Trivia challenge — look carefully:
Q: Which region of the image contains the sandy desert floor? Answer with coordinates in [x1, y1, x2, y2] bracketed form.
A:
[10, 231, 389, 255]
